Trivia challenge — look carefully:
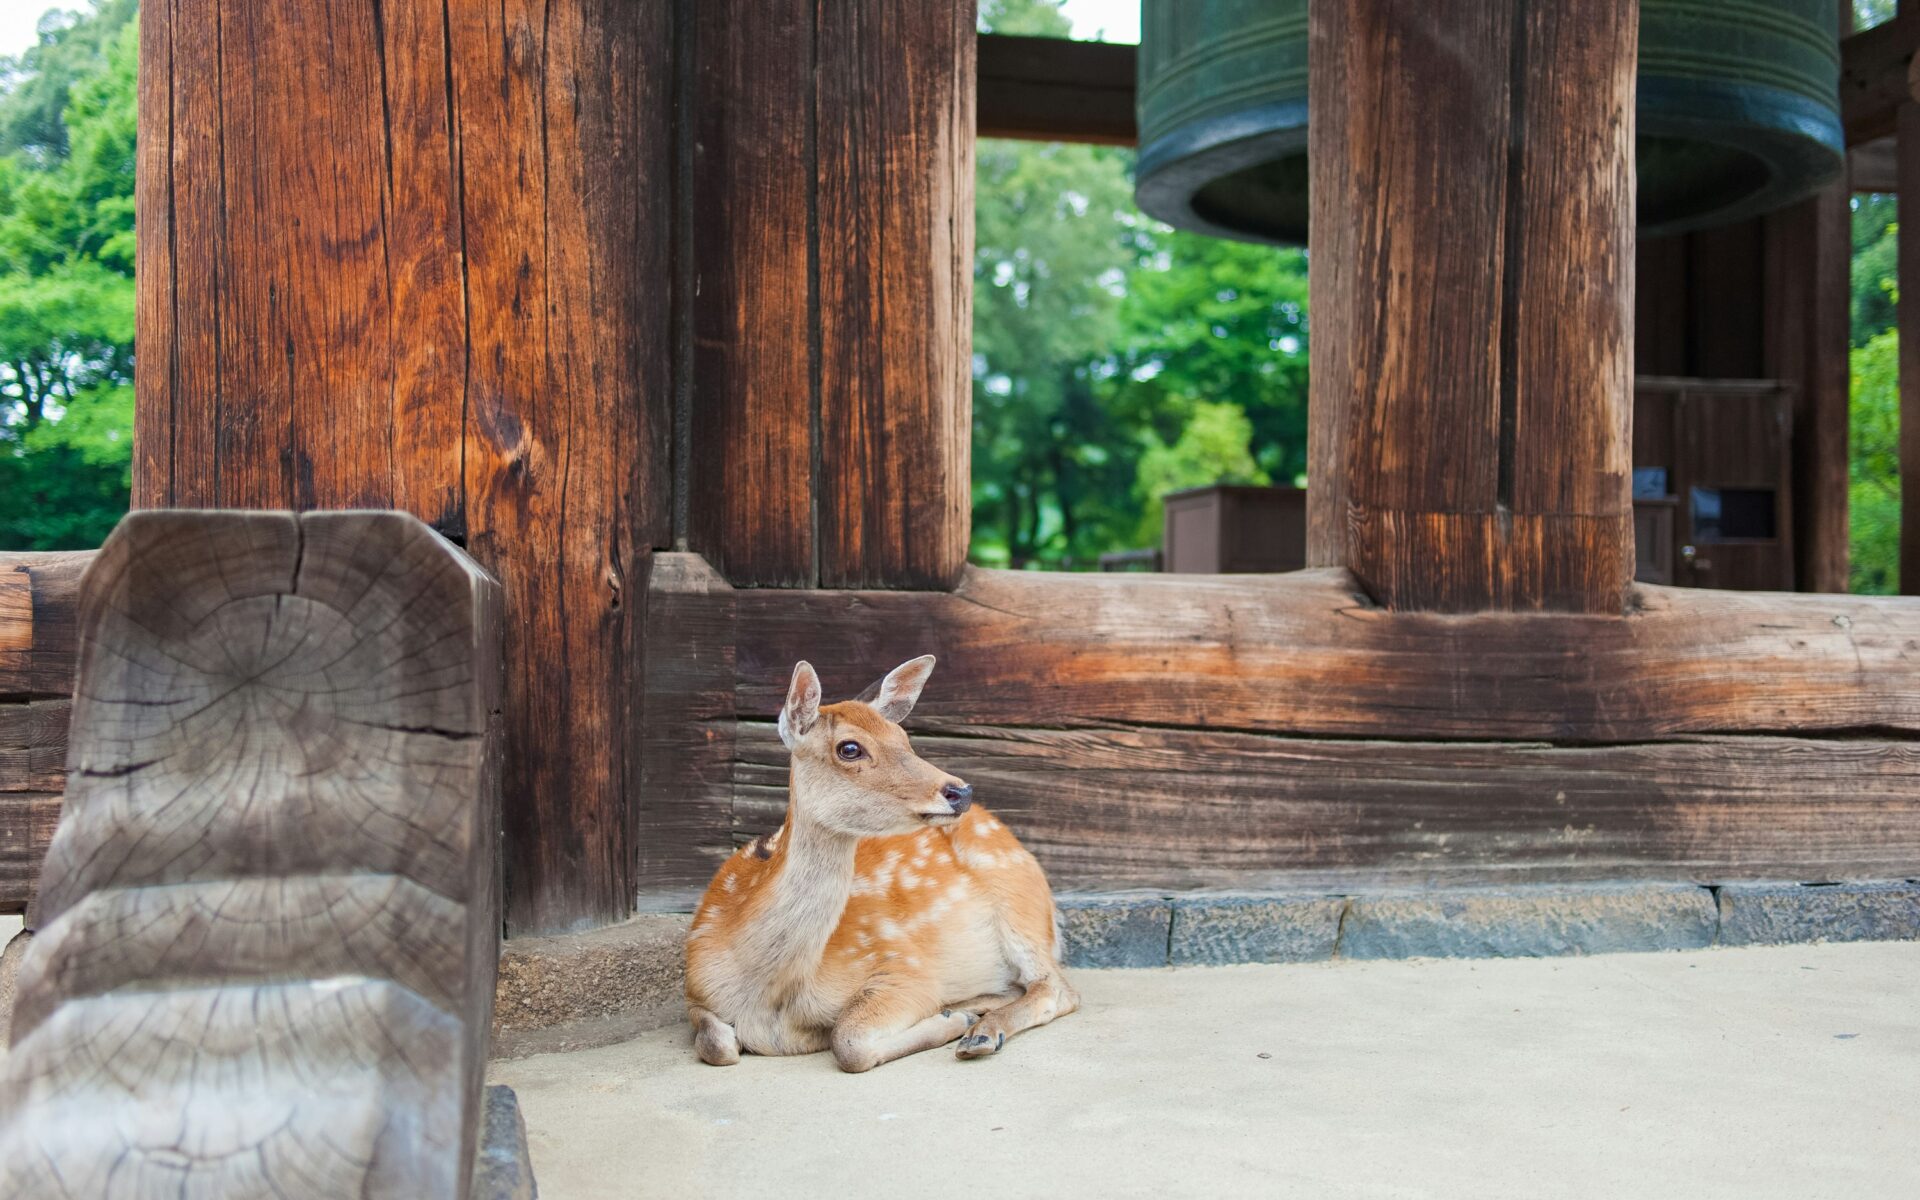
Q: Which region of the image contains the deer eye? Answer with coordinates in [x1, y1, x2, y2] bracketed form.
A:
[835, 740, 866, 762]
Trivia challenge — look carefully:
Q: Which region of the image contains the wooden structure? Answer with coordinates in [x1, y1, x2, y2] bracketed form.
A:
[0, 511, 502, 1198]
[1634, 380, 1798, 590]
[0, 0, 1900, 936]
[1162, 487, 1307, 574]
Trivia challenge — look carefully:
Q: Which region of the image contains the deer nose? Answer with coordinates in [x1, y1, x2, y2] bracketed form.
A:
[941, 782, 973, 815]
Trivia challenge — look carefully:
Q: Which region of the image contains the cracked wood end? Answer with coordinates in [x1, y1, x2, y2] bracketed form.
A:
[1, 510, 503, 1200]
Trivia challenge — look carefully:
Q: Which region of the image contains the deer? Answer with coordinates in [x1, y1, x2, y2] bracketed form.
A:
[683, 655, 1079, 1073]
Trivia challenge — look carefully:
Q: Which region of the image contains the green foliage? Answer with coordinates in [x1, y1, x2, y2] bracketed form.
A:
[1850, 329, 1899, 594]
[970, 0, 1312, 569]
[1848, 192, 1901, 594]
[0, 1, 136, 551]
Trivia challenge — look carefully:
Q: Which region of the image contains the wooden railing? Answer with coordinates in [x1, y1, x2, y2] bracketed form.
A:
[0, 551, 92, 915]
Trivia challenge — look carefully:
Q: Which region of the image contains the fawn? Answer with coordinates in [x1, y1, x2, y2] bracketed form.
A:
[684, 655, 1078, 1072]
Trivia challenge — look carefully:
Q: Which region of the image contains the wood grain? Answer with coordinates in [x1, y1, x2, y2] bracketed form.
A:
[637, 554, 738, 897]
[136, 0, 671, 934]
[0, 510, 502, 1199]
[686, 0, 818, 587]
[711, 561, 1920, 743]
[815, 0, 974, 589]
[1, 554, 92, 912]
[1764, 180, 1853, 594]
[1308, 0, 1635, 611]
[735, 723, 1920, 893]
[977, 34, 1136, 145]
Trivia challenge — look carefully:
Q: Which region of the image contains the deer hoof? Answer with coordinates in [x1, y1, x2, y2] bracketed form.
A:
[955, 1028, 1006, 1060]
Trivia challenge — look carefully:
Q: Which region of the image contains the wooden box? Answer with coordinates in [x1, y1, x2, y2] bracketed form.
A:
[1162, 486, 1307, 574]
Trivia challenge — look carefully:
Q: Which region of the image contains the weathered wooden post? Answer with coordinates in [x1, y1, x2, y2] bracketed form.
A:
[0, 511, 504, 1199]
[1308, 0, 1637, 612]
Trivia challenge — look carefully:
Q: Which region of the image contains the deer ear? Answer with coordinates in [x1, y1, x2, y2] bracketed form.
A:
[779, 661, 822, 747]
[869, 654, 936, 724]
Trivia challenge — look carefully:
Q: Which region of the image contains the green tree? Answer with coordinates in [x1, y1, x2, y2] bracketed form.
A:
[973, 0, 1312, 568]
[1850, 328, 1900, 594]
[0, 1, 136, 551]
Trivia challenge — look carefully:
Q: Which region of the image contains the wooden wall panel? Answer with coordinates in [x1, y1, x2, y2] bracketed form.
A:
[686, 0, 817, 587]
[1765, 191, 1853, 594]
[735, 724, 1920, 893]
[687, 0, 974, 590]
[1309, 0, 1635, 611]
[137, 0, 672, 935]
[815, 0, 974, 588]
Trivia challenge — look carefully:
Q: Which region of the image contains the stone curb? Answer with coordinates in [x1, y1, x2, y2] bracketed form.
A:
[487, 882, 1920, 1054]
[1717, 880, 1920, 947]
[1337, 883, 1717, 960]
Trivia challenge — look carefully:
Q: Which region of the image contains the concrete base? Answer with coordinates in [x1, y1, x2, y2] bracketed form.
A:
[489, 942, 1920, 1200]
[488, 883, 1920, 1054]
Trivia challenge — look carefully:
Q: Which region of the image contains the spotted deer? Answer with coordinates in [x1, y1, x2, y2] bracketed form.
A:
[684, 655, 1078, 1072]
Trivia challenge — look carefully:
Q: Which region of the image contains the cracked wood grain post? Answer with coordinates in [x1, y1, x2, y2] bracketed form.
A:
[0, 511, 503, 1200]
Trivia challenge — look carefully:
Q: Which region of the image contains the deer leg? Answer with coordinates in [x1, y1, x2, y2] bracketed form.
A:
[690, 1005, 741, 1066]
[831, 987, 977, 1074]
[956, 971, 1078, 1060]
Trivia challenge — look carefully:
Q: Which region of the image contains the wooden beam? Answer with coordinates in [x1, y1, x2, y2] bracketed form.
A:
[0, 511, 502, 1198]
[1765, 178, 1853, 592]
[1309, 0, 1636, 611]
[1, 553, 91, 913]
[136, 0, 671, 935]
[637, 554, 1920, 899]
[977, 34, 1137, 145]
[712, 563, 1920, 744]
[690, 0, 974, 589]
[1841, 11, 1920, 146]
[735, 724, 1920, 893]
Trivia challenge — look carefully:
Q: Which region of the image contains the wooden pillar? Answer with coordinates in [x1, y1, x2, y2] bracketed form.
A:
[1763, 0, 1854, 595]
[686, 0, 974, 590]
[1307, 0, 1637, 612]
[135, 0, 672, 934]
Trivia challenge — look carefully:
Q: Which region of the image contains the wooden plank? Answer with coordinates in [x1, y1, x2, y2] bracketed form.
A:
[733, 723, 1920, 891]
[1308, 0, 1635, 611]
[815, 0, 973, 588]
[0, 793, 61, 915]
[1634, 236, 1690, 378]
[714, 564, 1920, 742]
[637, 555, 738, 900]
[685, 0, 817, 587]
[0, 511, 502, 1196]
[0, 553, 92, 700]
[0, 701, 68, 794]
[1841, 9, 1919, 145]
[977, 34, 1137, 145]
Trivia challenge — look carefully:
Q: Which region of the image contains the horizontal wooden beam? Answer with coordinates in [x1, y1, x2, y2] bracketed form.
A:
[0, 552, 92, 699]
[1, 553, 91, 914]
[736, 724, 1920, 893]
[636, 553, 1920, 900]
[1841, 12, 1920, 145]
[726, 564, 1920, 742]
[977, 34, 1136, 145]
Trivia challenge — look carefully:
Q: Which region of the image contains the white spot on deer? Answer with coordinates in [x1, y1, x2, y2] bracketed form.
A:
[980, 817, 1002, 833]
[721, 874, 738, 893]
[899, 868, 921, 889]
[877, 918, 904, 941]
